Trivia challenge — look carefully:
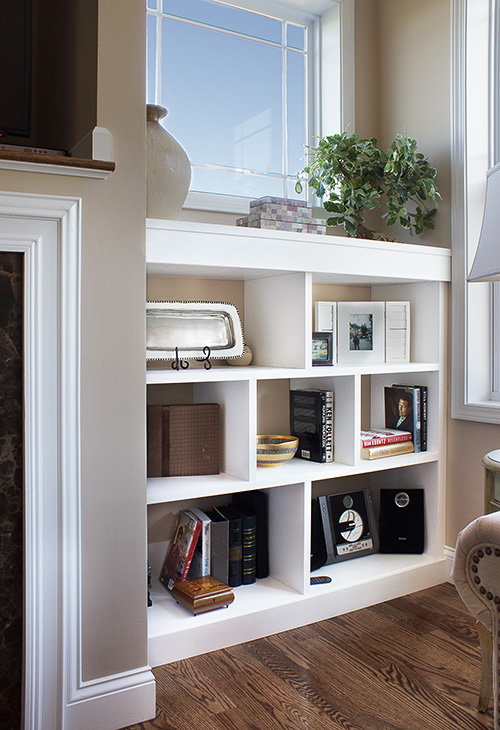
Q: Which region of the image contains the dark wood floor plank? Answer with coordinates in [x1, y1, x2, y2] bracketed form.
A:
[121, 583, 494, 730]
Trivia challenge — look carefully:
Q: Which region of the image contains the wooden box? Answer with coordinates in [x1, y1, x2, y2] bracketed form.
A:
[170, 576, 234, 615]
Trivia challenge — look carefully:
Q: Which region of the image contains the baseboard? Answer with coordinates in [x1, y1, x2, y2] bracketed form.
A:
[63, 667, 156, 730]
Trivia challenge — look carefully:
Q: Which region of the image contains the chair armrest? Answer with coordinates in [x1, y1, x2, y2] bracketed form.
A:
[452, 512, 500, 632]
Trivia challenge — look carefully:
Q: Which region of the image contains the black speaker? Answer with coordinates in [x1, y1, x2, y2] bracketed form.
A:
[379, 488, 424, 554]
[311, 498, 327, 570]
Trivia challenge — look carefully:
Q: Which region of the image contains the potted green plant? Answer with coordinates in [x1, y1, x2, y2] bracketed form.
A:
[295, 130, 440, 240]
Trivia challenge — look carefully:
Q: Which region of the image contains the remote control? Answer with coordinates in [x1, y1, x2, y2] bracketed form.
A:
[310, 575, 332, 585]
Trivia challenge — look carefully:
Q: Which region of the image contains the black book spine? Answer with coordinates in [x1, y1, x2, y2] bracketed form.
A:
[233, 490, 269, 579]
[290, 389, 333, 463]
[239, 512, 256, 584]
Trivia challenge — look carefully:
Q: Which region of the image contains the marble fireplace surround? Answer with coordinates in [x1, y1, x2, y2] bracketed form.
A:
[0, 192, 154, 730]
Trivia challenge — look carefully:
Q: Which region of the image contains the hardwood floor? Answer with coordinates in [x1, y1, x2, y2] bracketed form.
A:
[123, 583, 493, 730]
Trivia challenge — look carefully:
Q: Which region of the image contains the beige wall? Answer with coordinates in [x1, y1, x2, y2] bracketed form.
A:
[0, 0, 148, 681]
[355, 0, 500, 546]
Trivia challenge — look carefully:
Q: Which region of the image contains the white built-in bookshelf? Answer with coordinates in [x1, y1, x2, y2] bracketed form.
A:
[146, 219, 451, 667]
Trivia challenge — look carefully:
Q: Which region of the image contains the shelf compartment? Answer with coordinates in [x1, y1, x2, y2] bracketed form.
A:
[147, 552, 449, 666]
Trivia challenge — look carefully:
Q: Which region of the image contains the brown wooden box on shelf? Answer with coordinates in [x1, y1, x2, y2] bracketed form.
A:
[147, 403, 220, 477]
[170, 576, 235, 615]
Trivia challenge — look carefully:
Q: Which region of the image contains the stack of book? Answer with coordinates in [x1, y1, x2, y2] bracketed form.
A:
[158, 490, 269, 601]
[384, 384, 428, 453]
[360, 428, 413, 460]
[290, 388, 334, 462]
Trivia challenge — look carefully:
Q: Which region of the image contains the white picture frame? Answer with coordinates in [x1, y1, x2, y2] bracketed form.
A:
[314, 301, 337, 364]
[337, 301, 385, 363]
[385, 301, 410, 363]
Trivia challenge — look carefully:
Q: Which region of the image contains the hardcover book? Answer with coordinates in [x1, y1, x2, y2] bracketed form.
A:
[233, 490, 269, 579]
[225, 505, 256, 585]
[360, 428, 412, 448]
[388, 384, 428, 452]
[384, 385, 421, 452]
[213, 506, 243, 587]
[159, 511, 202, 591]
[186, 508, 211, 579]
[360, 440, 414, 460]
[170, 576, 234, 615]
[290, 389, 334, 463]
[205, 508, 230, 585]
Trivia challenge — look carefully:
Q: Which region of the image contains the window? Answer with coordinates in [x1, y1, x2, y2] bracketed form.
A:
[451, 0, 500, 422]
[146, 0, 351, 212]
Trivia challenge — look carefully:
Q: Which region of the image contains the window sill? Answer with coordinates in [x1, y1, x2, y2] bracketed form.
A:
[452, 398, 500, 425]
[0, 150, 115, 179]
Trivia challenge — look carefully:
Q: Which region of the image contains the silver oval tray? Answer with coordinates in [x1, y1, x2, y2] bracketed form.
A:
[146, 301, 244, 360]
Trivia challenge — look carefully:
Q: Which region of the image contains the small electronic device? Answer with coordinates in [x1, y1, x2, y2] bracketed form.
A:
[318, 488, 379, 563]
[379, 488, 424, 553]
[310, 575, 332, 585]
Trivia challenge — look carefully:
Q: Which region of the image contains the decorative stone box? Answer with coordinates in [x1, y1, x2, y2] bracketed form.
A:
[237, 196, 326, 234]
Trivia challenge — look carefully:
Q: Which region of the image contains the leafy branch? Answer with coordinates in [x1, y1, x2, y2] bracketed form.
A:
[296, 131, 440, 239]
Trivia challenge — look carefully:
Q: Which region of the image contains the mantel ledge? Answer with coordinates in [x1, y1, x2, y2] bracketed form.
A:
[0, 150, 115, 179]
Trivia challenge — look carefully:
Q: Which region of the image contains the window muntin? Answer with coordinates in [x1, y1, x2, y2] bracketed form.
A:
[146, 0, 312, 201]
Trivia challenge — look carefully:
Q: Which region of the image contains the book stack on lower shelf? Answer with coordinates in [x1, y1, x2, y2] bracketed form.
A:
[155, 490, 269, 614]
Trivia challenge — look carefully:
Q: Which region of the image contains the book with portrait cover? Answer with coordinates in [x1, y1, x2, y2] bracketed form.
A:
[290, 389, 334, 463]
[384, 385, 422, 452]
[159, 510, 202, 591]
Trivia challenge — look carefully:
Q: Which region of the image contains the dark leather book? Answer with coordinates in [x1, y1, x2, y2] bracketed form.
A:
[214, 506, 243, 587]
[233, 490, 269, 579]
[225, 506, 256, 585]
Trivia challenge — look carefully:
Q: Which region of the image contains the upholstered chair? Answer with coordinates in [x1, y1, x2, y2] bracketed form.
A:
[452, 512, 500, 726]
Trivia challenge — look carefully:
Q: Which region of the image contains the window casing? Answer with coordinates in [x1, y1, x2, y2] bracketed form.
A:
[146, 0, 353, 213]
[451, 0, 500, 422]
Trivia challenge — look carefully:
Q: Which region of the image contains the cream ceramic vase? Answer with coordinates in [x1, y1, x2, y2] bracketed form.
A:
[146, 104, 191, 219]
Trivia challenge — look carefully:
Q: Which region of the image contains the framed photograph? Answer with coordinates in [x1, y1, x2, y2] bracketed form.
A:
[312, 331, 334, 366]
[385, 301, 410, 363]
[337, 302, 385, 363]
[314, 301, 337, 333]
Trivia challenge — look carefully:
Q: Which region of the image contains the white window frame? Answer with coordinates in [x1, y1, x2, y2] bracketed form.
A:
[147, 0, 354, 214]
[450, 0, 500, 423]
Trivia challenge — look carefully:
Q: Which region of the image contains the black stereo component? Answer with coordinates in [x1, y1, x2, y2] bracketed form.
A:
[318, 488, 379, 564]
[378, 488, 424, 554]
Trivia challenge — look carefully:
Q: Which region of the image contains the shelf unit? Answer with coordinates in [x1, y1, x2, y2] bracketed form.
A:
[145, 219, 451, 667]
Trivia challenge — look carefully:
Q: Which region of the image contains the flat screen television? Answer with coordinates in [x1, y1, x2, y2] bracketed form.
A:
[0, 0, 32, 137]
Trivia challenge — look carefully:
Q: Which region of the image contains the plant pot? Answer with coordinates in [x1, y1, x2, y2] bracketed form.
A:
[146, 104, 191, 219]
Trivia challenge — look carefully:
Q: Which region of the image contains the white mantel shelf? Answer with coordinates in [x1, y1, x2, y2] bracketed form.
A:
[146, 218, 452, 285]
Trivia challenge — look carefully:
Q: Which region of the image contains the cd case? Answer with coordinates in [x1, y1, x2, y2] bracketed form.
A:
[318, 488, 379, 563]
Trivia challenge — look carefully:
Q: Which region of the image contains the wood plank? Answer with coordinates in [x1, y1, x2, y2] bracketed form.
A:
[124, 584, 493, 730]
[0, 149, 115, 172]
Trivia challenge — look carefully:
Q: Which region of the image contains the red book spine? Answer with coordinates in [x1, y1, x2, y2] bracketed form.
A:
[180, 521, 202, 581]
[361, 432, 412, 447]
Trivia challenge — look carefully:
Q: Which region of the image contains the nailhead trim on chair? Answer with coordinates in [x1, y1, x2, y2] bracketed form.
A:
[472, 548, 500, 726]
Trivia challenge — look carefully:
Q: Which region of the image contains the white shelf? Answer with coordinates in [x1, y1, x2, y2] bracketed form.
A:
[147, 553, 449, 665]
[146, 361, 441, 385]
[145, 219, 450, 668]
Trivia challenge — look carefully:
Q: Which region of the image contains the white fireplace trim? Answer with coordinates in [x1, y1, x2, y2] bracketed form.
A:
[0, 192, 155, 730]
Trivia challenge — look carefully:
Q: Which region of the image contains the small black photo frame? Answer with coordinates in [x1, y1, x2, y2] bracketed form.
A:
[312, 331, 333, 366]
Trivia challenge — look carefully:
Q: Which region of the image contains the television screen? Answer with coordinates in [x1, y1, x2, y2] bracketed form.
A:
[0, 0, 32, 137]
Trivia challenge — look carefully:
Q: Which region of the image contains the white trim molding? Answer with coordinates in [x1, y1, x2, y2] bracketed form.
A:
[0, 193, 155, 730]
[450, 0, 500, 423]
